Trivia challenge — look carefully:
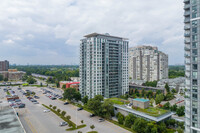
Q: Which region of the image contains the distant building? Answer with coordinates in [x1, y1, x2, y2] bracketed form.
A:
[0, 69, 25, 81]
[80, 33, 129, 99]
[157, 77, 185, 94]
[0, 60, 9, 71]
[59, 81, 79, 91]
[129, 46, 168, 81]
[70, 77, 80, 82]
[129, 83, 166, 95]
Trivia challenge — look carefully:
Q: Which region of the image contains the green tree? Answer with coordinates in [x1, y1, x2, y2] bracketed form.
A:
[53, 106, 57, 110]
[132, 118, 147, 133]
[61, 111, 66, 116]
[94, 95, 104, 101]
[165, 83, 170, 93]
[66, 115, 71, 120]
[177, 127, 184, 133]
[63, 87, 81, 101]
[170, 104, 177, 112]
[82, 95, 88, 104]
[81, 120, 84, 124]
[157, 122, 167, 133]
[163, 102, 171, 110]
[49, 104, 52, 108]
[145, 121, 158, 133]
[62, 84, 66, 89]
[142, 88, 145, 97]
[57, 109, 61, 114]
[87, 98, 102, 115]
[100, 99, 114, 119]
[155, 94, 164, 104]
[90, 125, 95, 131]
[176, 106, 185, 116]
[124, 114, 135, 128]
[171, 89, 176, 93]
[0, 75, 3, 81]
[117, 113, 125, 125]
[150, 98, 154, 106]
[27, 76, 37, 84]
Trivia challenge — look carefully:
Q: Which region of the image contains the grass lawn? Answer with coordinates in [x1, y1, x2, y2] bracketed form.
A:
[108, 98, 130, 105]
[132, 106, 169, 117]
[87, 131, 98, 133]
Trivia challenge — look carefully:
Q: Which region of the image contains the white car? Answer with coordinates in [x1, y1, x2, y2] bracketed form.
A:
[60, 122, 68, 126]
[43, 109, 50, 113]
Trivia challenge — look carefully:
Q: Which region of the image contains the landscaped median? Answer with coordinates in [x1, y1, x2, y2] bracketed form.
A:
[42, 104, 86, 131]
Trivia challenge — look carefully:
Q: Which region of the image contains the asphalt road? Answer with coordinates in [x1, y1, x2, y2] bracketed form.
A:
[20, 86, 131, 133]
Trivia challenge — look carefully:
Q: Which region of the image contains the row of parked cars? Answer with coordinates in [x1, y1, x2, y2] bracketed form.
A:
[42, 88, 62, 100]
[27, 96, 39, 104]
[5, 88, 26, 108]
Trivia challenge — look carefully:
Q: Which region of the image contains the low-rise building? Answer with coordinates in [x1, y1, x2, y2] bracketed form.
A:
[0, 69, 25, 81]
[129, 83, 166, 95]
[132, 98, 150, 109]
[59, 81, 80, 91]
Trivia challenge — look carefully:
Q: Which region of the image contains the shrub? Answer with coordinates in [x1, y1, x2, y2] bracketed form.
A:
[61, 111, 66, 116]
[66, 115, 71, 120]
[57, 109, 61, 114]
[53, 106, 57, 110]
[49, 104, 52, 108]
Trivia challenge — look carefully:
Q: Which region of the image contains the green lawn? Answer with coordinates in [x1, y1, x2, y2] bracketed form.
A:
[132, 106, 169, 117]
[108, 98, 130, 105]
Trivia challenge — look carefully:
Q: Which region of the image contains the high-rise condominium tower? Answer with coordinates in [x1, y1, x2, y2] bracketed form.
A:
[80, 33, 129, 99]
[0, 60, 9, 71]
[129, 46, 168, 81]
[184, 0, 200, 132]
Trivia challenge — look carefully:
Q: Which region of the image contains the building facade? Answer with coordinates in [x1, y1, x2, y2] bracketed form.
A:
[80, 33, 129, 99]
[0, 60, 9, 71]
[129, 46, 168, 81]
[184, 0, 200, 132]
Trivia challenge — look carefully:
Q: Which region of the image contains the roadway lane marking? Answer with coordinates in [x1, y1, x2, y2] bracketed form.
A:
[24, 117, 38, 133]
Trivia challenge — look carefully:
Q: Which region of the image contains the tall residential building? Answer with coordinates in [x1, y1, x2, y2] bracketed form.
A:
[129, 46, 168, 81]
[0, 60, 9, 71]
[79, 33, 129, 99]
[184, 0, 200, 132]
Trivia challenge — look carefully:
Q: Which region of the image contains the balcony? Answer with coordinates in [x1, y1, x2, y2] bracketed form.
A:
[184, 18, 190, 23]
[184, 4, 190, 9]
[184, 11, 190, 16]
[184, 0, 189, 3]
[184, 33, 190, 37]
[184, 26, 190, 30]
[185, 39, 190, 44]
[184, 44, 190, 51]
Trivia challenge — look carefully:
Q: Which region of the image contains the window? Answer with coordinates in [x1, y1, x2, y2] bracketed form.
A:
[192, 0, 197, 5]
[192, 49, 197, 56]
[193, 64, 197, 70]
[192, 42, 197, 48]
[192, 27, 197, 34]
[192, 72, 197, 78]
[192, 20, 198, 26]
[192, 35, 197, 41]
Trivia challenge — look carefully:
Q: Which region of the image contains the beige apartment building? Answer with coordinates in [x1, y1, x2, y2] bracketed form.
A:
[129, 45, 168, 81]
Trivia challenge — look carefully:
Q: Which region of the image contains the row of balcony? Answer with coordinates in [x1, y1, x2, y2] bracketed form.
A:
[184, 4, 190, 10]
[184, 0, 189, 3]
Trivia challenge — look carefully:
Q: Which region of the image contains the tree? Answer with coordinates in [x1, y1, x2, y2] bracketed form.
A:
[62, 84, 66, 89]
[163, 102, 171, 110]
[82, 95, 88, 104]
[61, 111, 66, 116]
[87, 98, 102, 115]
[176, 106, 185, 116]
[27, 76, 36, 84]
[142, 88, 145, 97]
[132, 118, 147, 133]
[172, 89, 176, 93]
[100, 99, 114, 119]
[155, 94, 164, 104]
[81, 120, 84, 124]
[49, 104, 52, 108]
[170, 104, 177, 112]
[63, 87, 81, 101]
[165, 83, 170, 93]
[4, 78, 8, 82]
[90, 125, 95, 131]
[53, 106, 57, 110]
[66, 115, 71, 120]
[0, 75, 3, 81]
[57, 109, 61, 114]
[157, 122, 167, 133]
[150, 98, 154, 106]
[177, 127, 184, 133]
[124, 114, 135, 128]
[94, 95, 104, 101]
[117, 112, 125, 125]
[147, 90, 153, 98]
[145, 121, 158, 133]
[78, 131, 82, 133]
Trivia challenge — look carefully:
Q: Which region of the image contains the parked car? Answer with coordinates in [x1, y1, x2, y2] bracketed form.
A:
[43, 109, 50, 113]
[77, 107, 83, 111]
[64, 102, 69, 105]
[33, 101, 39, 104]
[60, 122, 68, 126]
[98, 118, 105, 122]
[18, 103, 25, 108]
[51, 97, 56, 100]
[34, 96, 40, 99]
[15, 99, 21, 103]
[90, 114, 95, 117]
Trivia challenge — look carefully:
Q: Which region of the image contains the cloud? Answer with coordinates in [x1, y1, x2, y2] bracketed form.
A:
[0, 0, 184, 65]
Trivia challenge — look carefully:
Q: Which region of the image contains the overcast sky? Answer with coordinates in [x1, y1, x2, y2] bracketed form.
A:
[0, 0, 184, 65]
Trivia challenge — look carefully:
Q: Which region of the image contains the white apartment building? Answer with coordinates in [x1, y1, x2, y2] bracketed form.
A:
[129, 46, 168, 81]
[79, 33, 129, 99]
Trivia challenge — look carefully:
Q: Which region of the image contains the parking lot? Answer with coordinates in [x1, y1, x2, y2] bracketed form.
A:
[0, 86, 131, 133]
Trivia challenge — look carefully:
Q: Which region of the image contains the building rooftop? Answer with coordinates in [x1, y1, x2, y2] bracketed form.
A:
[133, 98, 149, 102]
[129, 83, 165, 90]
[0, 103, 25, 133]
[114, 104, 174, 122]
[84, 33, 128, 40]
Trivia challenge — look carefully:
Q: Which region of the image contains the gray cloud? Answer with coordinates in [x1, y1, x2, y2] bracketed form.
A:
[0, 0, 184, 65]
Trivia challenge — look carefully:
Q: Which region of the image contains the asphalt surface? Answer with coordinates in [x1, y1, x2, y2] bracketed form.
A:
[0, 86, 131, 133]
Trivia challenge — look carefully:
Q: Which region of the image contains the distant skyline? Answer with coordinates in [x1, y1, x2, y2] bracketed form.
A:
[0, 0, 184, 65]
